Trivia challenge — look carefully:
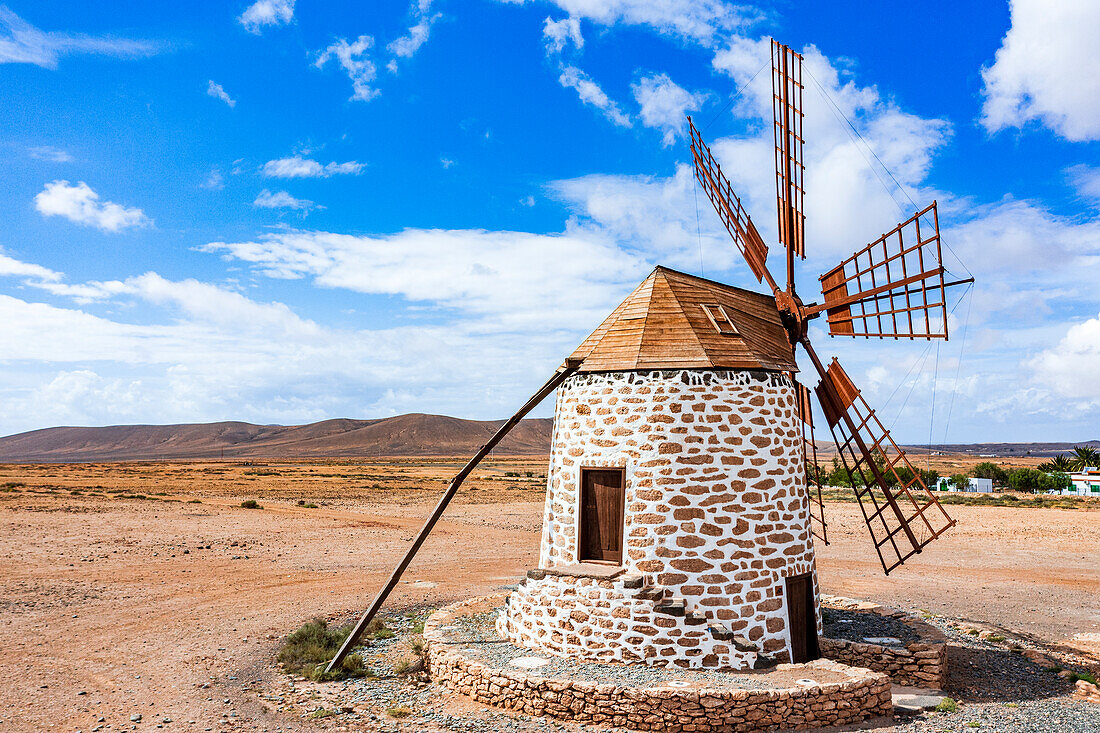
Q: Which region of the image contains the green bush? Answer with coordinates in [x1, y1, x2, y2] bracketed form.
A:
[935, 697, 958, 713]
[971, 462, 1008, 486]
[277, 618, 373, 681]
[240, 499, 262, 509]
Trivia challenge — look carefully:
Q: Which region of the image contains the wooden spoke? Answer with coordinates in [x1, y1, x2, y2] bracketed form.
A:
[807, 351, 955, 575]
[811, 202, 972, 340]
[688, 117, 776, 290]
[772, 39, 806, 289]
[795, 378, 828, 545]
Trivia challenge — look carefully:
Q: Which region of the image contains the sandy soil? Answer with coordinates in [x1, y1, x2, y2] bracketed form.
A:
[1, 459, 1097, 732]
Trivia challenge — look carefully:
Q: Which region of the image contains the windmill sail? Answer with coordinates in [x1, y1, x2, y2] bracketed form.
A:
[688, 117, 773, 286]
[772, 39, 806, 277]
[811, 202, 970, 339]
[814, 357, 954, 574]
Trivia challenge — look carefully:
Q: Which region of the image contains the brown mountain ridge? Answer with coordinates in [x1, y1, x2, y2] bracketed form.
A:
[0, 414, 554, 462]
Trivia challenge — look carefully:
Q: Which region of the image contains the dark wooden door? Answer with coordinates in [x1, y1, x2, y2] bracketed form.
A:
[579, 468, 624, 564]
[785, 573, 820, 663]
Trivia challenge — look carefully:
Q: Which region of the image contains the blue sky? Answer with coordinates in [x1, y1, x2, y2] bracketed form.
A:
[0, 0, 1097, 443]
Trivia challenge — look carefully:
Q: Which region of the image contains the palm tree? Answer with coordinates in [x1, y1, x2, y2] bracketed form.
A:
[1039, 454, 1076, 472]
[1071, 446, 1100, 470]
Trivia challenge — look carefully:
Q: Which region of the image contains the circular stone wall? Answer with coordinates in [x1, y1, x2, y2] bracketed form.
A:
[535, 369, 818, 662]
[427, 595, 893, 733]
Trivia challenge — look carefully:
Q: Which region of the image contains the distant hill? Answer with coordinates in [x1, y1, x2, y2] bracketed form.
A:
[0, 414, 554, 462]
[0, 415, 1093, 463]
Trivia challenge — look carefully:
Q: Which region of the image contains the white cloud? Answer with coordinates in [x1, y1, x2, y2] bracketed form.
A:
[238, 0, 295, 34]
[260, 156, 365, 178]
[387, 0, 441, 65]
[0, 249, 62, 282]
[27, 146, 72, 162]
[542, 16, 583, 53]
[315, 35, 379, 102]
[253, 189, 319, 213]
[440, 157, 455, 169]
[631, 72, 705, 145]
[0, 6, 164, 69]
[1029, 314, 1100, 403]
[34, 180, 150, 233]
[206, 80, 236, 107]
[1067, 164, 1100, 207]
[201, 168, 225, 190]
[201, 226, 648, 332]
[558, 65, 631, 127]
[505, 0, 756, 46]
[980, 0, 1100, 142]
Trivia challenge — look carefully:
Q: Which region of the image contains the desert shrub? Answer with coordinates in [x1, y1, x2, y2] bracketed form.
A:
[277, 618, 372, 681]
[1070, 671, 1099, 685]
[971, 462, 1008, 486]
[387, 706, 411, 719]
[1007, 468, 1071, 494]
[240, 499, 262, 509]
[935, 697, 958, 713]
[188, 499, 202, 504]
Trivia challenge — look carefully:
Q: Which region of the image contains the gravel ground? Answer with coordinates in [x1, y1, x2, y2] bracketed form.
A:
[822, 608, 921, 646]
[266, 607, 1100, 733]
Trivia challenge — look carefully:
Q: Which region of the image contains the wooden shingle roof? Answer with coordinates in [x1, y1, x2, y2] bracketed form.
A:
[569, 267, 797, 373]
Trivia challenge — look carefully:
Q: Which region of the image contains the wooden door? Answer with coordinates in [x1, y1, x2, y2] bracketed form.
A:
[785, 573, 820, 663]
[579, 468, 625, 564]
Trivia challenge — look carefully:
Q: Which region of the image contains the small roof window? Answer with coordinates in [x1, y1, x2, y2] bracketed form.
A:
[701, 304, 739, 335]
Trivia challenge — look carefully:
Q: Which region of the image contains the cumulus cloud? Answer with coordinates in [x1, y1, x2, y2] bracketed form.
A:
[632, 72, 706, 145]
[504, 0, 756, 46]
[27, 146, 72, 162]
[558, 65, 631, 127]
[260, 156, 364, 178]
[315, 35, 379, 102]
[387, 0, 441, 66]
[206, 80, 236, 107]
[238, 0, 295, 34]
[1067, 164, 1100, 207]
[1029, 314, 1100, 403]
[0, 6, 164, 68]
[542, 16, 583, 53]
[980, 0, 1100, 142]
[253, 189, 319, 213]
[34, 181, 150, 232]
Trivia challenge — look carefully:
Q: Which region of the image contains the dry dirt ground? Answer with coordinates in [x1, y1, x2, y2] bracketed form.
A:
[2, 459, 1098, 733]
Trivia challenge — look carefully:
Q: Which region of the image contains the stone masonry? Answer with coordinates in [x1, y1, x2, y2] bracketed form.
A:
[498, 567, 759, 669]
[430, 595, 894, 733]
[819, 595, 948, 689]
[503, 369, 818, 669]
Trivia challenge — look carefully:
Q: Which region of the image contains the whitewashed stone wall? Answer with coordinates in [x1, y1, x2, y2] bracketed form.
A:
[518, 369, 818, 666]
[498, 570, 757, 669]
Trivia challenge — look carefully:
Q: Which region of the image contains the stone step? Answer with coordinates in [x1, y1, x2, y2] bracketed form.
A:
[636, 585, 667, 601]
[654, 598, 687, 617]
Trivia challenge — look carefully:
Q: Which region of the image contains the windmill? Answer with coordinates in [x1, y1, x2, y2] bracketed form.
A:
[687, 39, 973, 574]
[327, 39, 973, 673]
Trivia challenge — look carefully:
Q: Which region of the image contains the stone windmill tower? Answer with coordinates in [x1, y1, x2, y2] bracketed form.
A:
[497, 266, 815, 669]
[325, 39, 971, 676]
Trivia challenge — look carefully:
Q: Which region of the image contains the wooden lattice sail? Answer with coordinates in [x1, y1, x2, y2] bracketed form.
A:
[689, 38, 972, 573]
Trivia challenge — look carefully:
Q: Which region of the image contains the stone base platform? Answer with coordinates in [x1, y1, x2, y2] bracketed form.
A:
[819, 595, 948, 689]
[426, 594, 893, 733]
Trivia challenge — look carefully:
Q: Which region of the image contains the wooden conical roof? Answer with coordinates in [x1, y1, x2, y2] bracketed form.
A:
[569, 267, 797, 373]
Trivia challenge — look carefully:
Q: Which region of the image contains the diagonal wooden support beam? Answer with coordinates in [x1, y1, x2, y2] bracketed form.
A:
[325, 359, 580, 673]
